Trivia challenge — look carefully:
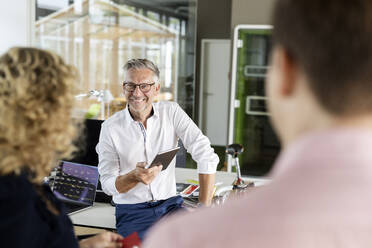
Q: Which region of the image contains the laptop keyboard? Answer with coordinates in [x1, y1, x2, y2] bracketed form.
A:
[53, 171, 95, 202]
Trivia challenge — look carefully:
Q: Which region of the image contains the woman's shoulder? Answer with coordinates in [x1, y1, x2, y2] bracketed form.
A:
[0, 173, 78, 248]
[0, 173, 65, 217]
[0, 173, 35, 206]
[0, 173, 37, 238]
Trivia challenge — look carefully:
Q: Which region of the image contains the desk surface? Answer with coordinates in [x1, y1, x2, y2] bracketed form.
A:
[69, 202, 116, 230]
[70, 168, 269, 230]
[175, 168, 269, 186]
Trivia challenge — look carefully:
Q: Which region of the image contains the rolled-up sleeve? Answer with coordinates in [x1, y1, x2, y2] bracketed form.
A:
[172, 103, 219, 174]
[96, 122, 120, 196]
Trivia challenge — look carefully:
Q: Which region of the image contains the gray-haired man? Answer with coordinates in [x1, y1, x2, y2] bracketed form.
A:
[96, 59, 219, 240]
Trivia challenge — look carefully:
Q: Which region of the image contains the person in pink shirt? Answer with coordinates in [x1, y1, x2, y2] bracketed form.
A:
[143, 0, 372, 247]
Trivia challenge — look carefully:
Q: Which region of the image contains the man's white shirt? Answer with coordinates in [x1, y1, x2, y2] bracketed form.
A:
[96, 101, 219, 204]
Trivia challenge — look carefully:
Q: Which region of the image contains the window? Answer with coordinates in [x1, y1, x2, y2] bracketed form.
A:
[35, 0, 196, 119]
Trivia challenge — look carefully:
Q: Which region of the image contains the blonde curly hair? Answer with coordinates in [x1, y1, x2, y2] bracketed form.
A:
[0, 47, 80, 183]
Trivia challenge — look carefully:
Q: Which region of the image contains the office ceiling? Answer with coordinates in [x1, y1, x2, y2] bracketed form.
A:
[37, 0, 196, 21]
[36, 0, 197, 20]
[111, 0, 196, 19]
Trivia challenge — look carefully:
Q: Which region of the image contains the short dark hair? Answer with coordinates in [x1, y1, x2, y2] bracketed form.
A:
[272, 0, 372, 115]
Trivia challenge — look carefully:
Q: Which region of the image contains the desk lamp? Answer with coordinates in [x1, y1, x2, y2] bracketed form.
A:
[226, 144, 254, 190]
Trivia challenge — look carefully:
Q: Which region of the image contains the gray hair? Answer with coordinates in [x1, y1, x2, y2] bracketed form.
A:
[123, 58, 160, 83]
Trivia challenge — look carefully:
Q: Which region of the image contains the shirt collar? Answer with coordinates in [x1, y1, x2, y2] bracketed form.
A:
[123, 102, 159, 124]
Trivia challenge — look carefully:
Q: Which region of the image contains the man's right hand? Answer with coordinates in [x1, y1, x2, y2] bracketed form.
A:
[133, 162, 163, 185]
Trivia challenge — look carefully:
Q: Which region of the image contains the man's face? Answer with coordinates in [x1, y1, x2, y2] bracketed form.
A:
[266, 48, 285, 140]
[123, 68, 160, 115]
[266, 46, 306, 146]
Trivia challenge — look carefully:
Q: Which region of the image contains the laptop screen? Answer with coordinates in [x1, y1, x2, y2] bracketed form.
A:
[52, 161, 99, 206]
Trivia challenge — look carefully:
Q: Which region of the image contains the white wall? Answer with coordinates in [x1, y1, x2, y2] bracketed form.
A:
[231, 0, 275, 27]
[0, 0, 35, 55]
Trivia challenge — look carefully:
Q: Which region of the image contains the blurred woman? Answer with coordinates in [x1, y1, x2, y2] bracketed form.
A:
[0, 47, 122, 248]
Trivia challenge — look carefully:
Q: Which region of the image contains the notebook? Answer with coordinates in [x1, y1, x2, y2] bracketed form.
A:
[52, 161, 99, 214]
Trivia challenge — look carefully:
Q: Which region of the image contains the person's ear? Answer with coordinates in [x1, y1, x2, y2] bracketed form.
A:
[154, 83, 160, 95]
[276, 47, 298, 96]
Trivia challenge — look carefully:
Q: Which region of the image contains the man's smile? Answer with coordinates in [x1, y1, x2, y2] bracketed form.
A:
[130, 97, 147, 103]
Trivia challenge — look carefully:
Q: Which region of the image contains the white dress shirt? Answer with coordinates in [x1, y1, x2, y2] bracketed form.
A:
[96, 101, 219, 204]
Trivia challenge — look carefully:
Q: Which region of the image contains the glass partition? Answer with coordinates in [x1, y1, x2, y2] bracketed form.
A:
[35, 0, 196, 119]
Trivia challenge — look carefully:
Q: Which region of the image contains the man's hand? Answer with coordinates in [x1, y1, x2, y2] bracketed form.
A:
[133, 162, 163, 185]
[115, 162, 163, 193]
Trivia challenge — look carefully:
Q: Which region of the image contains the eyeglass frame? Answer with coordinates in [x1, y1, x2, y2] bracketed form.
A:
[122, 82, 156, 93]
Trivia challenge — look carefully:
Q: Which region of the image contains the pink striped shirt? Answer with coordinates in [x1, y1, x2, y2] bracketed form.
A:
[143, 128, 372, 248]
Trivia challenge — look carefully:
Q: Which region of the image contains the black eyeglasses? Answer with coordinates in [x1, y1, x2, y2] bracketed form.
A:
[123, 82, 155, 93]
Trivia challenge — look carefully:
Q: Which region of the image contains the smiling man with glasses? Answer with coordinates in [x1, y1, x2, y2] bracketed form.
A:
[96, 59, 219, 240]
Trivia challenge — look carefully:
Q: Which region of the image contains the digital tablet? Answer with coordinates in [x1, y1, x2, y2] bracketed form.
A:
[148, 147, 180, 171]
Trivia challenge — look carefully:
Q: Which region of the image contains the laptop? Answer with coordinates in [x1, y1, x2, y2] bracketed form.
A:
[52, 161, 99, 214]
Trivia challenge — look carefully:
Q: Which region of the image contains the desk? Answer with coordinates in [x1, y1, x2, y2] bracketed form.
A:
[70, 202, 116, 230]
[70, 168, 269, 231]
[175, 167, 269, 187]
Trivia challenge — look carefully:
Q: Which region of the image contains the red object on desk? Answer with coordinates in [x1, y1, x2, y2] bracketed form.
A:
[120, 232, 141, 248]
